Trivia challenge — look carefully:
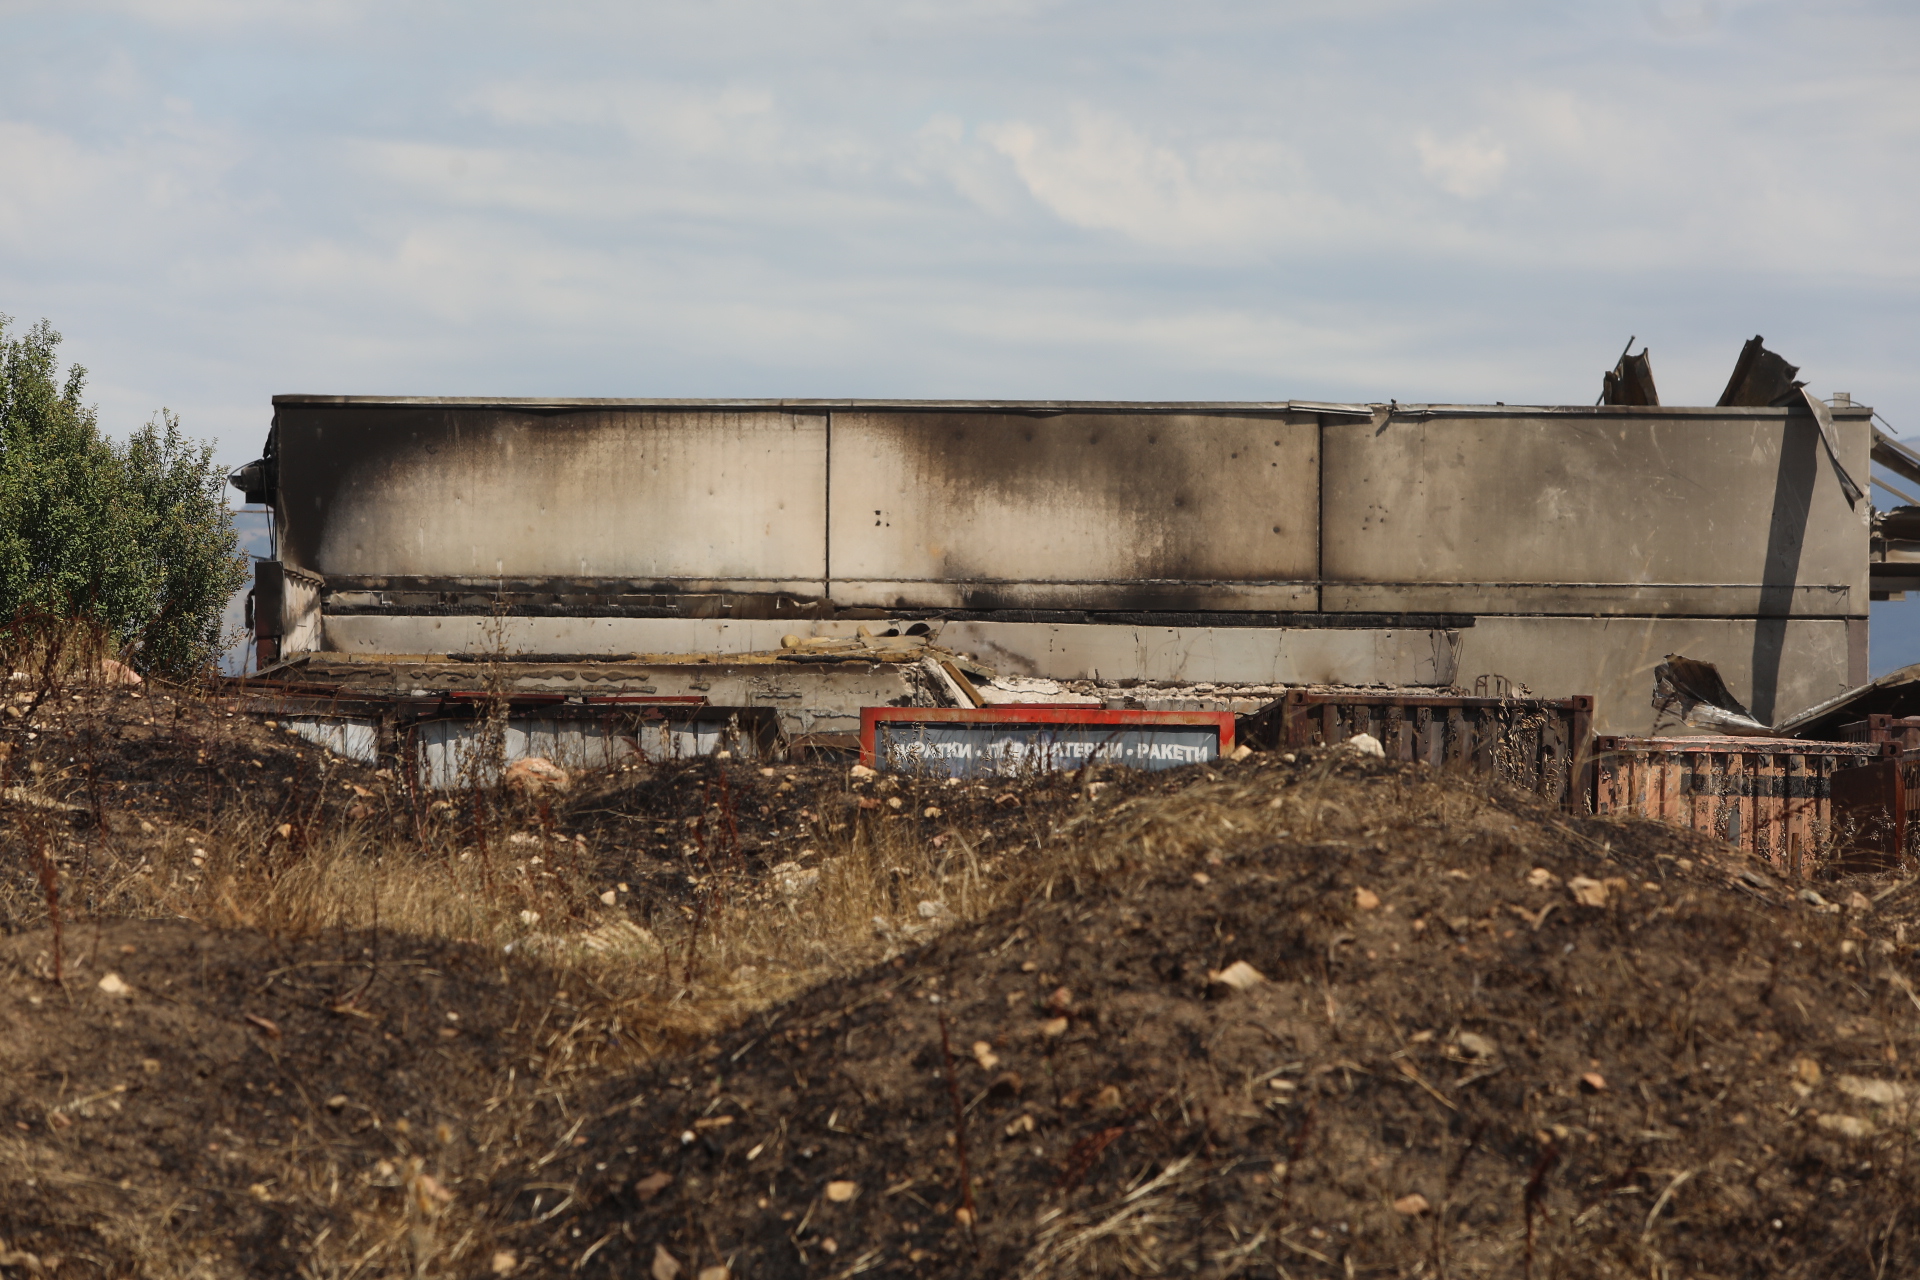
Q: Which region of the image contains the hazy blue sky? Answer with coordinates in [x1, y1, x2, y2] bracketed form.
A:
[4, 0, 1918, 672]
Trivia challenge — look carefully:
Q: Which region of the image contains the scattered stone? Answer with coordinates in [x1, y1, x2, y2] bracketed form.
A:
[1580, 1072, 1607, 1093]
[1838, 1076, 1908, 1105]
[1392, 1193, 1431, 1216]
[1354, 887, 1381, 911]
[1344, 733, 1386, 759]
[1453, 1032, 1498, 1061]
[0, 1241, 44, 1273]
[503, 757, 570, 797]
[1816, 1114, 1877, 1139]
[771, 863, 821, 898]
[1568, 876, 1609, 908]
[98, 659, 143, 686]
[1207, 961, 1267, 994]
[96, 972, 132, 998]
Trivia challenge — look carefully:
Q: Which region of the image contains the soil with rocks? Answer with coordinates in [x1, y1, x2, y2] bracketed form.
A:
[0, 673, 1075, 929]
[0, 920, 553, 1277]
[5, 685, 1920, 1278]
[511, 759, 1920, 1280]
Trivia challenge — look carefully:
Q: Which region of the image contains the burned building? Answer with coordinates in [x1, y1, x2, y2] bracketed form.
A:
[236, 378, 1876, 746]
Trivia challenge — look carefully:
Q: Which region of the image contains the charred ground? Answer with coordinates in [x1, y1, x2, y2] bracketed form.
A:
[2, 679, 1919, 1279]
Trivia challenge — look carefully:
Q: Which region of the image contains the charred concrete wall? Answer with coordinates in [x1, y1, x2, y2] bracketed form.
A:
[256, 396, 1872, 734]
[273, 402, 829, 595]
[1320, 408, 1867, 618]
[825, 409, 1321, 612]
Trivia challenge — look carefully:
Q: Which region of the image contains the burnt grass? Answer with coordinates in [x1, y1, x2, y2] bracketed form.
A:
[517, 775, 1920, 1280]
[0, 920, 549, 1276]
[3, 682, 1920, 1277]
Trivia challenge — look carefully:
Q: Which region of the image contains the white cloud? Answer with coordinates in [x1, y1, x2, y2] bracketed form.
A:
[0, 0, 1917, 474]
[55, 0, 373, 29]
[975, 107, 1339, 252]
[1413, 129, 1508, 198]
[463, 79, 783, 157]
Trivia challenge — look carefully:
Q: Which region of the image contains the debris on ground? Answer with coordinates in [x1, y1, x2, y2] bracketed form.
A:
[4, 680, 1920, 1277]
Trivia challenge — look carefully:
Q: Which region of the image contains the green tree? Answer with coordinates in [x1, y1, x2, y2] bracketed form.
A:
[0, 314, 246, 678]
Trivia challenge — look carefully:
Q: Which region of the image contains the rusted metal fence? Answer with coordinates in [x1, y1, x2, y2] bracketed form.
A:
[1836, 715, 1920, 750]
[1593, 736, 1885, 876]
[1238, 689, 1594, 809]
[1828, 755, 1913, 872]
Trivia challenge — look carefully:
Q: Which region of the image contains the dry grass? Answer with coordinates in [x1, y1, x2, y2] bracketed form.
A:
[8, 672, 1916, 1279]
[0, 693, 1641, 1058]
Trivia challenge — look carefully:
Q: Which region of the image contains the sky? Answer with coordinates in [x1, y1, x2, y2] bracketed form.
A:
[3, 0, 1918, 674]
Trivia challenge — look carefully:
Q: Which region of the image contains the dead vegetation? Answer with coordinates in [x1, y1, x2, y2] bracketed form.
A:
[3, 670, 1920, 1278]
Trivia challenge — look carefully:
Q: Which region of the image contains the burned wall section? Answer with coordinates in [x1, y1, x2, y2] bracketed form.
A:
[1319, 406, 1868, 617]
[826, 409, 1320, 612]
[257, 397, 1872, 735]
[272, 400, 829, 595]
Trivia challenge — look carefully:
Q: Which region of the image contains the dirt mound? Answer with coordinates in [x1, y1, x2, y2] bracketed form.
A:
[6, 680, 1920, 1279]
[0, 919, 556, 1275]
[506, 757, 1920, 1279]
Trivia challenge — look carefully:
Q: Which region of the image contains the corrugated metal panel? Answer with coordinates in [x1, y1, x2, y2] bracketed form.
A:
[1593, 736, 1883, 876]
[1829, 757, 1908, 872]
[255, 695, 780, 790]
[410, 716, 758, 789]
[1240, 689, 1594, 808]
[1836, 715, 1920, 748]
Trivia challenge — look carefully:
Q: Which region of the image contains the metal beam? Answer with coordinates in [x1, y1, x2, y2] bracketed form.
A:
[1873, 427, 1920, 490]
